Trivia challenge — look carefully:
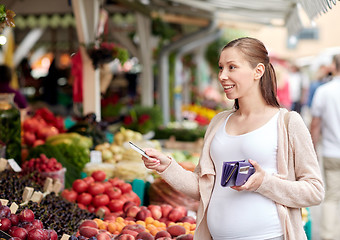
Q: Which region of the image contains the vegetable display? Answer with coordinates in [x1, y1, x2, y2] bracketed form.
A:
[0, 94, 21, 164]
[27, 138, 91, 189]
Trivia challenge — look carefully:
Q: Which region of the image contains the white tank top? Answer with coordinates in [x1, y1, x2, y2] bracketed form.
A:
[207, 111, 283, 240]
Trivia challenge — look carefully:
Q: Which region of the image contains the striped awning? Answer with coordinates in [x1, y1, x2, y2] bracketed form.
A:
[163, 0, 339, 36]
[3, 0, 339, 36]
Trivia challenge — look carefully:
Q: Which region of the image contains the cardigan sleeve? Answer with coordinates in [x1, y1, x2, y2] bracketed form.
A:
[255, 111, 325, 208]
[158, 159, 200, 200]
[157, 111, 229, 201]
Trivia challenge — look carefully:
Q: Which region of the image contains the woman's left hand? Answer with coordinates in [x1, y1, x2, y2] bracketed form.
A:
[231, 159, 265, 192]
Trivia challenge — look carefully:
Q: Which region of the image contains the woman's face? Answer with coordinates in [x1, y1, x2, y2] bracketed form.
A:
[218, 47, 259, 101]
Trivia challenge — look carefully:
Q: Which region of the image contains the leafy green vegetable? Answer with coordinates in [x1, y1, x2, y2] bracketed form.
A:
[0, 5, 6, 22]
[154, 127, 206, 142]
[0, 102, 21, 165]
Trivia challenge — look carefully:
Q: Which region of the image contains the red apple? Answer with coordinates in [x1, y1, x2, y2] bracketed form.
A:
[47, 229, 58, 240]
[27, 228, 48, 240]
[18, 209, 35, 222]
[9, 214, 19, 226]
[9, 226, 28, 240]
[0, 218, 11, 231]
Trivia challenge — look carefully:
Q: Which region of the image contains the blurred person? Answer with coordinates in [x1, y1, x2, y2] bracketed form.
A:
[310, 54, 340, 240]
[307, 64, 332, 108]
[41, 57, 62, 106]
[0, 64, 28, 109]
[287, 64, 309, 113]
[141, 37, 324, 240]
[275, 64, 291, 109]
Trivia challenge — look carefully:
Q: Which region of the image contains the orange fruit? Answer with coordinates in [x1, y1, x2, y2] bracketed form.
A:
[145, 217, 154, 225]
[115, 217, 125, 223]
[107, 222, 117, 233]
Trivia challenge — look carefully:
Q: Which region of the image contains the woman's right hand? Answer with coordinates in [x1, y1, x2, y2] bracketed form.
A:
[142, 148, 172, 173]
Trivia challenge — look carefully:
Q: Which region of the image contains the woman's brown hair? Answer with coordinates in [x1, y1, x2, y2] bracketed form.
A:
[222, 37, 280, 110]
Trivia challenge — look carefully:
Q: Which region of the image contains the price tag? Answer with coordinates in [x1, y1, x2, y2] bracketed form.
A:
[22, 187, 34, 202]
[90, 150, 102, 164]
[10, 202, 18, 214]
[60, 234, 70, 240]
[0, 158, 7, 172]
[30, 191, 44, 203]
[53, 180, 62, 194]
[43, 177, 54, 193]
[7, 159, 22, 172]
[0, 199, 9, 206]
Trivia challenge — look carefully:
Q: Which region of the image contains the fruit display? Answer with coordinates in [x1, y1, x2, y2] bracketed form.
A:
[26, 135, 92, 189]
[21, 154, 63, 173]
[0, 169, 42, 204]
[61, 171, 141, 216]
[45, 133, 92, 152]
[74, 203, 196, 239]
[90, 127, 162, 181]
[20, 154, 66, 190]
[18, 193, 96, 238]
[0, 205, 58, 240]
[22, 108, 65, 147]
[0, 168, 96, 238]
[94, 127, 144, 164]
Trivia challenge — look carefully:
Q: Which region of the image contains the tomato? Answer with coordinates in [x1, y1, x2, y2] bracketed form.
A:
[77, 203, 87, 210]
[105, 187, 122, 200]
[119, 182, 132, 194]
[107, 177, 125, 187]
[102, 181, 113, 191]
[72, 179, 88, 193]
[92, 194, 110, 207]
[83, 176, 95, 185]
[91, 170, 106, 182]
[88, 182, 105, 196]
[76, 192, 93, 206]
[95, 206, 110, 216]
[104, 213, 116, 221]
[61, 189, 78, 202]
[87, 205, 96, 213]
[122, 192, 141, 206]
[108, 199, 125, 212]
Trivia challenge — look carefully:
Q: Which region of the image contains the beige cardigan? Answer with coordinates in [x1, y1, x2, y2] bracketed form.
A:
[160, 108, 324, 240]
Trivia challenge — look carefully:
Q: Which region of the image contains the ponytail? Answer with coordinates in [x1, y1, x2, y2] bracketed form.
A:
[261, 63, 280, 108]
